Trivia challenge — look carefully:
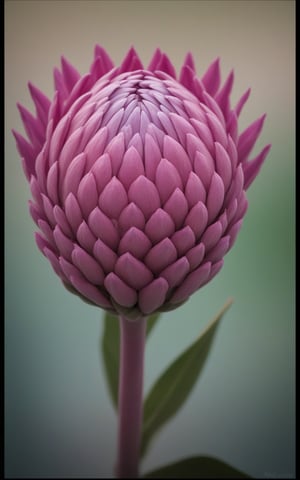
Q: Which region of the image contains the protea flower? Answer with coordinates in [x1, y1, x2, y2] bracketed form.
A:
[14, 46, 271, 478]
[14, 46, 270, 318]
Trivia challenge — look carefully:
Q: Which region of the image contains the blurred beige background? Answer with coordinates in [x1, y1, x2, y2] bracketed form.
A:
[5, 1, 295, 478]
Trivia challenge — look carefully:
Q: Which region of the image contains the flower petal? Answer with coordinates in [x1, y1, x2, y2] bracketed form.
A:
[72, 245, 104, 285]
[170, 262, 211, 304]
[139, 278, 169, 314]
[128, 176, 160, 220]
[115, 252, 153, 289]
[118, 227, 152, 259]
[144, 238, 177, 274]
[104, 272, 137, 307]
[99, 176, 128, 218]
[145, 208, 175, 244]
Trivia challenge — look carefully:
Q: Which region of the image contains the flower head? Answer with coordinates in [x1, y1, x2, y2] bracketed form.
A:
[14, 46, 271, 317]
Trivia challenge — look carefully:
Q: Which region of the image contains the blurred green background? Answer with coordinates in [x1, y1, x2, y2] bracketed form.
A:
[5, 0, 295, 478]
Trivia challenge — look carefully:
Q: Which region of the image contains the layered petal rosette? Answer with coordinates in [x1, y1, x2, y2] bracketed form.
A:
[14, 46, 271, 317]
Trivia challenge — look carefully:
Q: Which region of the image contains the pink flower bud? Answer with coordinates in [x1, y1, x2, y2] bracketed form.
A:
[14, 46, 271, 317]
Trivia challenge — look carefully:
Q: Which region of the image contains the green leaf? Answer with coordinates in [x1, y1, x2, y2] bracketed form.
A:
[101, 311, 161, 409]
[143, 455, 250, 478]
[141, 299, 233, 457]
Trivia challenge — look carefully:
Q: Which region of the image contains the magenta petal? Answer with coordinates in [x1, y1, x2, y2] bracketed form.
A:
[128, 176, 160, 220]
[88, 207, 119, 250]
[29, 201, 44, 225]
[185, 242, 205, 270]
[201, 58, 220, 96]
[13, 130, 36, 180]
[201, 220, 223, 251]
[85, 127, 109, 170]
[207, 172, 225, 223]
[144, 132, 162, 181]
[37, 219, 56, 249]
[155, 158, 183, 204]
[61, 56, 80, 93]
[64, 192, 83, 234]
[118, 47, 143, 73]
[104, 272, 137, 307]
[17, 103, 44, 146]
[227, 219, 243, 249]
[184, 201, 208, 239]
[235, 88, 251, 117]
[41, 194, 56, 227]
[206, 112, 228, 148]
[157, 53, 176, 78]
[215, 70, 234, 119]
[182, 52, 195, 73]
[46, 162, 59, 204]
[144, 238, 177, 274]
[226, 110, 238, 143]
[227, 136, 238, 171]
[91, 153, 112, 193]
[225, 164, 244, 204]
[163, 188, 189, 229]
[207, 259, 224, 283]
[187, 123, 214, 155]
[28, 82, 51, 126]
[115, 252, 153, 289]
[237, 114, 266, 162]
[157, 111, 178, 139]
[77, 172, 98, 219]
[170, 262, 211, 304]
[205, 235, 230, 263]
[145, 208, 175, 244]
[148, 48, 162, 71]
[76, 221, 96, 253]
[48, 114, 72, 166]
[70, 274, 112, 309]
[94, 45, 114, 71]
[243, 144, 271, 190]
[171, 226, 195, 256]
[99, 176, 128, 218]
[169, 113, 196, 146]
[93, 239, 117, 273]
[139, 278, 169, 314]
[72, 245, 104, 285]
[62, 153, 86, 202]
[119, 227, 152, 259]
[193, 151, 214, 190]
[215, 142, 232, 191]
[118, 203, 145, 235]
[44, 247, 67, 281]
[118, 146, 145, 190]
[105, 132, 125, 175]
[179, 65, 195, 91]
[185, 172, 206, 207]
[160, 257, 190, 289]
[59, 256, 81, 280]
[163, 135, 192, 184]
[35, 231, 54, 255]
[58, 127, 84, 179]
[53, 225, 74, 260]
[202, 91, 226, 128]
[128, 132, 144, 157]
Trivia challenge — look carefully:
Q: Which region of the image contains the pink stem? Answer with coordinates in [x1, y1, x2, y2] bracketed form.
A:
[116, 315, 147, 478]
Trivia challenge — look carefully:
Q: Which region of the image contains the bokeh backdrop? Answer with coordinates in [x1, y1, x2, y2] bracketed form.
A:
[5, 0, 295, 478]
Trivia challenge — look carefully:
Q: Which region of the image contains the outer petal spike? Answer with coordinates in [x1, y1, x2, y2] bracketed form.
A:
[201, 58, 221, 96]
[237, 114, 267, 162]
[243, 144, 271, 190]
